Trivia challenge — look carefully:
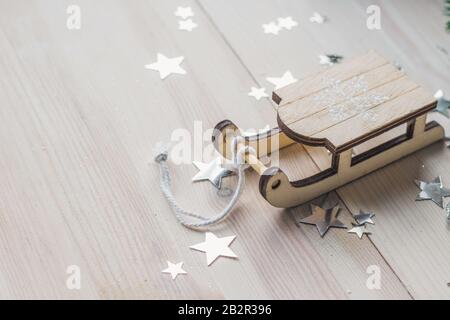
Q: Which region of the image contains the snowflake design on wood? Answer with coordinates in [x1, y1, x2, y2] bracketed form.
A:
[313, 76, 389, 122]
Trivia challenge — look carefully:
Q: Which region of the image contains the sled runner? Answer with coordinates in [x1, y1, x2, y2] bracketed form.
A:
[212, 51, 444, 208]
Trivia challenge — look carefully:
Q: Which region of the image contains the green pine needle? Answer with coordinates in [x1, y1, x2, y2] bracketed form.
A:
[447, 0, 450, 32]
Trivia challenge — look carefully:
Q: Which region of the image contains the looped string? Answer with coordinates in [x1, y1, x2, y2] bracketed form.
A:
[154, 137, 255, 230]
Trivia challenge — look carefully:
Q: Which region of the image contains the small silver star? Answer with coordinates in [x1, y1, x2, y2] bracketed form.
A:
[415, 176, 450, 208]
[162, 261, 187, 280]
[353, 210, 375, 225]
[434, 90, 450, 118]
[309, 12, 326, 24]
[445, 203, 450, 220]
[174, 6, 194, 19]
[178, 19, 197, 32]
[192, 158, 233, 189]
[248, 87, 269, 100]
[319, 54, 343, 66]
[348, 224, 371, 239]
[277, 16, 298, 30]
[262, 21, 282, 35]
[299, 204, 346, 237]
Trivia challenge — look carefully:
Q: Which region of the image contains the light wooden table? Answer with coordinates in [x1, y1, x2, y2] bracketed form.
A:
[0, 0, 449, 299]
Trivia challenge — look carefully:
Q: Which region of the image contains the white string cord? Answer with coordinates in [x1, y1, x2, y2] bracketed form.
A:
[154, 137, 254, 229]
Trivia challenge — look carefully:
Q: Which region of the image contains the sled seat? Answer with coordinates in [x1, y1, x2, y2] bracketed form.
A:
[274, 50, 437, 153]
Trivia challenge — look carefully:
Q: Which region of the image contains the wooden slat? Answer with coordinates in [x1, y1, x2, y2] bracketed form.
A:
[278, 63, 404, 125]
[274, 50, 389, 106]
[315, 87, 435, 149]
[286, 76, 419, 140]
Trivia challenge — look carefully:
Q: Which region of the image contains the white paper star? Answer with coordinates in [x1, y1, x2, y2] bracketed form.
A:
[192, 158, 233, 189]
[174, 6, 194, 19]
[248, 87, 269, 100]
[262, 22, 281, 35]
[162, 261, 187, 280]
[266, 71, 298, 90]
[145, 53, 186, 79]
[277, 16, 298, 30]
[309, 12, 326, 24]
[179, 19, 197, 32]
[190, 232, 238, 266]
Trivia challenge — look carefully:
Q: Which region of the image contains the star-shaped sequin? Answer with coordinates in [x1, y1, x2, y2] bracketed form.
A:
[299, 204, 346, 237]
[162, 261, 187, 280]
[277, 16, 298, 30]
[319, 54, 343, 66]
[415, 176, 450, 208]
[353, 210, 375, 225]
[266, 71, 298, 90]
[309, 12, 326, 24]
[348, 224, 371, 239]
[192, 158, 233, 189]
[178, 19, 197, 32]
[190, 232, 238, 266]
[262, 22, 282, 35]
[145, 53, 186, 79]
[248, 87, 269, 100]
[434, 90, 450, 118]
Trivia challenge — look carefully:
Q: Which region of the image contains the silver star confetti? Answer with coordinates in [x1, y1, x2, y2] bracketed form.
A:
[437, 45, 450, 60]
[277, 16, 298, 30]
[353, 210, 375, 225]
[178, 19, 197, 32]
[309, 12, 326, 24]
[248, 87, 269, 100]
[319, 54, 343, 66]
[266, 71, 298, 90]
[348, 223, 371, 239]
[434, 90, 450, 118]
[190, 232, 238, 266]
[299, 204, 346, 237]
[262, 21, 282, 35]
[192, 158, 233, 189]
[162, 261, 187, 280]
[415, 176, 450, 208]
[145, 53, 186, 79]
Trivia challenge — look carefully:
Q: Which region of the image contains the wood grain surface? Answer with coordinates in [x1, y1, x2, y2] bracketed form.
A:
[0, 0, 449, 299]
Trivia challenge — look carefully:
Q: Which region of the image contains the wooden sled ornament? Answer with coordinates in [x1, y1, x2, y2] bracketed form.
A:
[212, 51, 444, 208]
